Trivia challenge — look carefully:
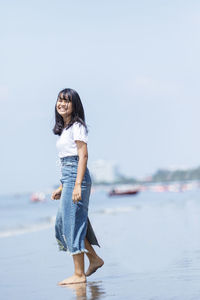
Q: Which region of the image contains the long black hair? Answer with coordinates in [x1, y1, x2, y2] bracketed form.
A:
[52, 88, 88, 136]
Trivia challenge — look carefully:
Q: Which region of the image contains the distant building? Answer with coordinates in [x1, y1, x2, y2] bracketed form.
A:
[89, 159, 122, 183]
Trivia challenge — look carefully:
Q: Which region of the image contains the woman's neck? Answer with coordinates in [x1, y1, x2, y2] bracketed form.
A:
[63, 116, 71, 127]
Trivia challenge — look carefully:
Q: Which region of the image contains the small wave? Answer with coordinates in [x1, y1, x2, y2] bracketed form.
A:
[0, 216, 56, 238]
[0, 206, 138, 238]
[95, 206, 138, 215]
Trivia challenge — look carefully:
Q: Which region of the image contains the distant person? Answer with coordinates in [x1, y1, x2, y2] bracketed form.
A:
[51, 88, 104, 285]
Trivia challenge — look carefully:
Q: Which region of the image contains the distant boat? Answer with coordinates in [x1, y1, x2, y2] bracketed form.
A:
[30, 192, 46, 203]
[108, 188, 140, 197]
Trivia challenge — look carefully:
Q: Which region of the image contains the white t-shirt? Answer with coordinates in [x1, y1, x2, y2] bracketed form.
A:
[56, 121, 88, 158]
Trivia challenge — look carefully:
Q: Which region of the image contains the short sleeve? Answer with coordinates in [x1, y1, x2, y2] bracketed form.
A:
[73, 122, 88, 144]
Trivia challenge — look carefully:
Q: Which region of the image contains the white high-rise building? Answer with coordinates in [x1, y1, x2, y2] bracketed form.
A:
[89, 159, 121, 183]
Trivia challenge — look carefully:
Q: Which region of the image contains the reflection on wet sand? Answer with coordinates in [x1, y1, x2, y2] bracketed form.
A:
[60, 281, 106, 300]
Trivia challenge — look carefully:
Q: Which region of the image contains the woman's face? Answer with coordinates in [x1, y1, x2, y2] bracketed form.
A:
[56, 94, 73, 118]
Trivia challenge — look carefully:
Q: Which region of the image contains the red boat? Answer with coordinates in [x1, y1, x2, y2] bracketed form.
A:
[108, 188, 140, 197]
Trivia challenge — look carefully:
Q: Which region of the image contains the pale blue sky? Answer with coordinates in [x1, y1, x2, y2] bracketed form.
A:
[1, 0, 200, 194]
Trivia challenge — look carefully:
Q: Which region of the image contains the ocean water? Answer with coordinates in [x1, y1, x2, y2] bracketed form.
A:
[0, 186, 200, 239]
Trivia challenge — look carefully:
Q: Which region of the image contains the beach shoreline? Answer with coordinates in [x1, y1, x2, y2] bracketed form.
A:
[1, 191, 200, 299]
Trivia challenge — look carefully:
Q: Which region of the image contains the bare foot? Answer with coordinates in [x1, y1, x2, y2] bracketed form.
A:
[58, 274, 86, 285]
[85, 257, 104, 277]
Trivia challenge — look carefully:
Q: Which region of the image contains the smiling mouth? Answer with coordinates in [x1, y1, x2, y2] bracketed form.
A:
[58, 108, 67, 112]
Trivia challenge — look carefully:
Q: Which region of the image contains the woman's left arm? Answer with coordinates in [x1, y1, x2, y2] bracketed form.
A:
[72, 141, 88, 203]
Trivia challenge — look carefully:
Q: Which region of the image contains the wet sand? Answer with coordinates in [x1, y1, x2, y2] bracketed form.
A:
[1, 191, 200, 299]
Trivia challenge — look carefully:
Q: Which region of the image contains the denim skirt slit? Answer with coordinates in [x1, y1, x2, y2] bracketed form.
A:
[55, 155, 100, 256]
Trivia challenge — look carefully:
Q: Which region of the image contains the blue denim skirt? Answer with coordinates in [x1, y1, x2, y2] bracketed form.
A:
[55, 155, 100, 255]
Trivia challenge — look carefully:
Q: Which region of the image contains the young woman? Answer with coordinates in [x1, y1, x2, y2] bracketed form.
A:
[51, 88, 104, 285]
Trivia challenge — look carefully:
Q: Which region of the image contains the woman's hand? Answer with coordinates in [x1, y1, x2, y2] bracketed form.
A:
[51, 188, 62, 200]
[72, 183, 82, 203]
